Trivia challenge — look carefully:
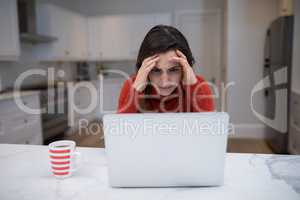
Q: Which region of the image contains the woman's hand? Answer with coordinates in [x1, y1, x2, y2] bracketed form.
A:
[170, 50, 197, 85]
[132, 55, 160, 92]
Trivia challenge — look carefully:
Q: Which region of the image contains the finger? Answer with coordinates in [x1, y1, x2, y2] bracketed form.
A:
[147, 54, 159, 60]
[143, 54, 159, 64]
[144, 60, 157, 72]
[146, 56, 159, 67]
[143, 56, 159, 69]
[176, 50, 187, 59]
[169, 56, 188, 68]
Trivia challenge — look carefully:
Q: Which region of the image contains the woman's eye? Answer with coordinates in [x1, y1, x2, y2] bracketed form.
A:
[168, 67, 180, 73]
[150, 69, 162, 75]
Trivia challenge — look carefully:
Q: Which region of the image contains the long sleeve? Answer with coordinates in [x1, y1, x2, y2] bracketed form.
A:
[117, 74, 215, 113]
[117, 78, 143, 113]
[183, 76, 215, 112]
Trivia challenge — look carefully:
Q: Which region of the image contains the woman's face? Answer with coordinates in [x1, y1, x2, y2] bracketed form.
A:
[148, 50, 182, 96]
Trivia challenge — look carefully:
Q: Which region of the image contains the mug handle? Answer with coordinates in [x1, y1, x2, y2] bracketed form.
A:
[70, 151, 82, 173]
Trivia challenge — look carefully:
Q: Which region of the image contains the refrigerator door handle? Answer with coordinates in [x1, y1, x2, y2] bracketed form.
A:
[264, 89, 269, 97]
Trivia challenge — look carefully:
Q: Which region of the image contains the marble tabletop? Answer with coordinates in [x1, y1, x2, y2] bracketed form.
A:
[0, 144, 299, 200]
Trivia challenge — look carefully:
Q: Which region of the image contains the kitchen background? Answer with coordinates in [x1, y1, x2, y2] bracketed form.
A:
[0, 0, 299, 154]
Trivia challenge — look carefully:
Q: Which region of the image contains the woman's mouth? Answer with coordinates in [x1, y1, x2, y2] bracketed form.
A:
[159, 86, 173, 90]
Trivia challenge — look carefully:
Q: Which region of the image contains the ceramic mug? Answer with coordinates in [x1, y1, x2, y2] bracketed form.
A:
[48, 140, 81, 178]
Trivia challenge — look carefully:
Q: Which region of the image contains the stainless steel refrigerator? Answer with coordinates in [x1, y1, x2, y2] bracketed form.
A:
[263, 16, 294, 154]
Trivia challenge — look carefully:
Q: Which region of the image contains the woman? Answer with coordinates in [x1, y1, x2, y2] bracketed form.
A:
[117, 25, 215, 113]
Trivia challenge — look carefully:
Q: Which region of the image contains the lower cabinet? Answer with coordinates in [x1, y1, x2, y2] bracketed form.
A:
[67, 81, 100, 130]
[0, 93, 43, 145]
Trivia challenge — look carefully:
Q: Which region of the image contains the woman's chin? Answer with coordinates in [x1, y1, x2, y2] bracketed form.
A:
[158, 87, 175, 96]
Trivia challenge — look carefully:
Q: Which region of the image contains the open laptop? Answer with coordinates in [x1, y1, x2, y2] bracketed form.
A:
[103, 112, 229, 187]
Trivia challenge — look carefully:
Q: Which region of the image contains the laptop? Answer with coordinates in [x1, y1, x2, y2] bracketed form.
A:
[103, 112, 229, 187]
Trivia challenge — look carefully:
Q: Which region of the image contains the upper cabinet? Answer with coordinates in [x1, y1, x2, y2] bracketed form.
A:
[0, 0, 172, 62]
[0, 0, 20, 61]
[72, 13, 89, 60]
[87, 15, 135, 61]
[31, 1, 171, 62]
[87, 13, 172, 61]
[34, 2, 88, 61]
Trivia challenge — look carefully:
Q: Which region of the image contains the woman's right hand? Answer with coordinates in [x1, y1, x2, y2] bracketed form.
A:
[132, 54, 160, 92]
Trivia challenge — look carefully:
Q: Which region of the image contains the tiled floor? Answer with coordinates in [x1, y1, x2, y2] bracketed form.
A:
[62, 121, 274, 154]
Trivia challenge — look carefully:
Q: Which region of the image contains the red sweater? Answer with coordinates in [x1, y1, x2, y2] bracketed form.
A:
[117, 74, 215, 113]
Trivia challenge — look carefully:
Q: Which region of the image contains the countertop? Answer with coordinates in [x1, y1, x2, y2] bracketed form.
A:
[0, 144, 299, 200]
[0, 90, 40, 101]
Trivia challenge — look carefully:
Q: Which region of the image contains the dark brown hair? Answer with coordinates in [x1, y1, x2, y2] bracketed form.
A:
[136, 25, 195, 69]
[135, 25, 195, 112]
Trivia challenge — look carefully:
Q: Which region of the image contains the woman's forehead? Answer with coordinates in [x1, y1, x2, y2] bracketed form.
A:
[156, 50, 178, 69]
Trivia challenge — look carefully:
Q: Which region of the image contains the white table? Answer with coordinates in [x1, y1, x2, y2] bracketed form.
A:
[0, 144, 299, 200]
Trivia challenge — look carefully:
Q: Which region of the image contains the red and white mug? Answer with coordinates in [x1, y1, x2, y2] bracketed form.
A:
[48, 140, 81, 178]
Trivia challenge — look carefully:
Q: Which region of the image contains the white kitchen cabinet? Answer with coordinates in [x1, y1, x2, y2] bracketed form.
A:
[35, 2, 88, 61]
[87, 15, 131, 61]
[34, 4, 171, 62]
[35, 3, 69, 60]
[87, 17, 101, 61]
[87, 16, 117, 61]
[98, 76, 125, 117]
[87, 13, 172, 61]
[72, 13, 89, 59]
[0, 0, 20, 61]
[0, 92, 43, 145]
[67, 81, 99, 130]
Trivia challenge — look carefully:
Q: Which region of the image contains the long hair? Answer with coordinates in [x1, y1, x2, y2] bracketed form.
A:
[135, 25, 195, 112]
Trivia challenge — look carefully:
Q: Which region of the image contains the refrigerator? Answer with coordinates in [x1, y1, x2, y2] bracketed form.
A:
[263, 16, 294, 154]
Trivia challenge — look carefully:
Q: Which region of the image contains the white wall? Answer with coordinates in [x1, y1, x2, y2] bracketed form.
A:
[226, 0, 279, 138]
[292, 0, 300, 93]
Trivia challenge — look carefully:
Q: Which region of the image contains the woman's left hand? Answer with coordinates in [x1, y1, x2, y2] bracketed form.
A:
[169, 50, 197, 85]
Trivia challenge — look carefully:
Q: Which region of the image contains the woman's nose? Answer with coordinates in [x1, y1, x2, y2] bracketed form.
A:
[160, 72, 170, 86]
